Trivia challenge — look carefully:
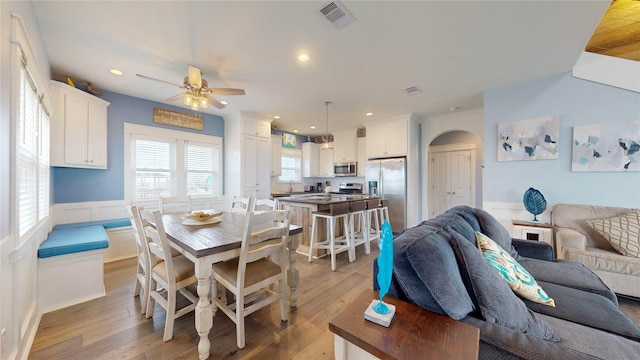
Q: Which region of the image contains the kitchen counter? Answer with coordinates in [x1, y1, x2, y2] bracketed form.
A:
[278, 195, 381, 258]
[277, 194, 377, 205]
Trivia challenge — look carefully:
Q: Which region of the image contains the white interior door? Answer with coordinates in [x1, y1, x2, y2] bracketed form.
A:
[429, 146, 475, 217]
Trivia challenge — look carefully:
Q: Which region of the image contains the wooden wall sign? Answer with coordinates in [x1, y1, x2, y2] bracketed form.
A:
[153, 107, 204, 130]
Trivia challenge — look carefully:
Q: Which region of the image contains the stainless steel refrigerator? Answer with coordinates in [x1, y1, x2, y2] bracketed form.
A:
[366, 157, 406, 233]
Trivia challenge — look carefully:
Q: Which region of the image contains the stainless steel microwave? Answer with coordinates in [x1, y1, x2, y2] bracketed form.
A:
[334, 161, 357, 177]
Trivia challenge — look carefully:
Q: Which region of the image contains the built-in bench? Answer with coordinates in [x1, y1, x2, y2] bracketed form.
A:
[38, 218, 130, 313]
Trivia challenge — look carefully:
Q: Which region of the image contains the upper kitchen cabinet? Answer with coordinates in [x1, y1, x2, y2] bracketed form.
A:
[365, 116, 409, 158]
[243, 117, 271, 138]
[50, 80, 110, 169]
[332, 129, 357, 162]
[271, 134, 282, 176]
[302, 142, 319, 177]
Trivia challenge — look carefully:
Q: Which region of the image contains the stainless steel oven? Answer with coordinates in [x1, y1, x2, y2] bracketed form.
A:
[334, 161, 357, 177]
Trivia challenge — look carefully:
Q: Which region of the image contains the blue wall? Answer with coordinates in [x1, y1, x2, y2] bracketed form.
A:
[52, 90, 225, 203]
[483, 72, 640, 208]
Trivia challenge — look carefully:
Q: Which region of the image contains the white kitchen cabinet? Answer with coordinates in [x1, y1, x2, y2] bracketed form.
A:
[357, 137, 366, 177]
[271, 134, 282, 176]
[332, 129, 357, 162]
[302, 142, 319, 177]
[242, 135, 271, 198]
[318, 145, 335, 177]
[50, 80, 110, 169]
[365, 118, 408, 158]
[243, 117, 271, 138]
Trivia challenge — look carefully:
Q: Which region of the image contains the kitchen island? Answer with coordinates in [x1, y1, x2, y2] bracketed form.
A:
[277, 194, 380, 258]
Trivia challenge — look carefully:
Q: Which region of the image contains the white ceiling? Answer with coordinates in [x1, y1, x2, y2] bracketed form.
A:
[32, 1, 609, 136]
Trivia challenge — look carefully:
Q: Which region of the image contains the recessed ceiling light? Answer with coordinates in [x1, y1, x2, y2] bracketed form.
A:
[365, 112, 373, 116]
[274, 115, 280, 119]
[220, 100, 229, 105]
[293, 130, 298, 133]
[298, 54, 310, 62]
[449, 106, 460, 112]
[310, 125, 316, 130]
[109, 68, 123, 76]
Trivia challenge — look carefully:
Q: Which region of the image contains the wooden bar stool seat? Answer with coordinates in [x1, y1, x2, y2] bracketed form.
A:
[308, 202, 355, 271]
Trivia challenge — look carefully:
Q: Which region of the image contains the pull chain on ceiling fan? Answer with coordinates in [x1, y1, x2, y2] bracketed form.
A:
[136, 65, 245, 110]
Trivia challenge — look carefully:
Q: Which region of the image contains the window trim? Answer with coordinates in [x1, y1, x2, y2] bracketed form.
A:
[123, 123, 223, 207]
[278, 148, 302, 183]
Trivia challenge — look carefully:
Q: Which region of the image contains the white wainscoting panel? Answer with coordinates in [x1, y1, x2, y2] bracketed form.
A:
[483, 202, 554, 238]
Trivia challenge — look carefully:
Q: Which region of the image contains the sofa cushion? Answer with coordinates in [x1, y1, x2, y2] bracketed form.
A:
[474, 208, 519, 258]
[552, 203, 634, 251]
[450, 231, 559, 341]
[393, 230, 475, 320]
[518, 257, 618, 304]
[524, 281, 640, 342]
[475, 231, 555, 307]
[585, 210, 640, 258]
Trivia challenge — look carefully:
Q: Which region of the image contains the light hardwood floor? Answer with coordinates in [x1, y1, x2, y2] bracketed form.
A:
[30, 247, 640, 360]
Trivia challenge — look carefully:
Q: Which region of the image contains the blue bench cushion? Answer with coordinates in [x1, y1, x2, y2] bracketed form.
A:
[53, 218, 131, 230]
[39, 225, 109, 258]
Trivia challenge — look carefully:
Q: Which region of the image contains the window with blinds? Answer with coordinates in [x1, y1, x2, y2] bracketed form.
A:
[186, 141, 219, 197]
[126, 126, 222, 203]
[17, 62, 50, 237]
[278, 149, 302, 182]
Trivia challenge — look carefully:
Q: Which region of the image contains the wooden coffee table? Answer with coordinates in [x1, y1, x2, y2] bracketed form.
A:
[329, 289, 479, 360]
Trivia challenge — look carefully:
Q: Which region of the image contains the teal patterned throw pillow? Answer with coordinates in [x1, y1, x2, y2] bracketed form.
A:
[475, 231, 556, 307]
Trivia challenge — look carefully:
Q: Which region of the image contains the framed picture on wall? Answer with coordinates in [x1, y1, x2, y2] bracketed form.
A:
[282, 132, 297, 149]
[497, 115, 559, 161]
[572, 120, 640, 172]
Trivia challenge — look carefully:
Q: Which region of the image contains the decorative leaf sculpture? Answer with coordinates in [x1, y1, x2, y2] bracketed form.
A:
[523, 187, 547, 221]
[374, 220, 393, 314]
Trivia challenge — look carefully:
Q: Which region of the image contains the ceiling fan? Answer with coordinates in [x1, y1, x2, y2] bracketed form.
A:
[136, 65, 245, 110]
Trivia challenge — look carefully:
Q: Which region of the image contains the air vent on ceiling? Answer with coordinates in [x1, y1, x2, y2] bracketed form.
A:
[404, 86, 423, 95]
[320, 1, 356, 30]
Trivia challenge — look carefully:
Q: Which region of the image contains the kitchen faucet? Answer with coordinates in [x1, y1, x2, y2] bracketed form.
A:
[289, 179, 294, 193]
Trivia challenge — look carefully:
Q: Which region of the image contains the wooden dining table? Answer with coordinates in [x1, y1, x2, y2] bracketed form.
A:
[148, 211, 302, 360]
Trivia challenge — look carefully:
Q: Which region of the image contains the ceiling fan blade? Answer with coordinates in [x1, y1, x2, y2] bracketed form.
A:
[188, 65, 202, 89]
[206, 88, 246, 96]
[207, 95, 225, 109]
[136, 73, 184, 89]
[165, 93, 184, 102]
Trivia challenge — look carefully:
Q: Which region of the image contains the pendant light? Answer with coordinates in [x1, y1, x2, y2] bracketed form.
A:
[321, 101, 333, 150]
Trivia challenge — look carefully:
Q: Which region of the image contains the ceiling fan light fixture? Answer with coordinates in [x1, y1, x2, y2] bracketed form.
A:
[199, 95, 209, 109]
[184, 94, 193, 106]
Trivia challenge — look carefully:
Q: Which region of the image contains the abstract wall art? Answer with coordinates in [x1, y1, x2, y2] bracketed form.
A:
[572, 120, 640, 172]
[498, 116, 559, 161]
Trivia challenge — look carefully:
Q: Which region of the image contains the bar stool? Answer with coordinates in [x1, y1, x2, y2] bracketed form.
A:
[308, 202, 355, 271]
[378, 199, 391, 237]
[365, 198, 381, 247]
[348, 200, 370, 255]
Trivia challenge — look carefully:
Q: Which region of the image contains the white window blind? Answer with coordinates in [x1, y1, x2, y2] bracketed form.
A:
[186, 141, 219, 197]
[132, 137, 174, 200]
[18, 64, 50, 236]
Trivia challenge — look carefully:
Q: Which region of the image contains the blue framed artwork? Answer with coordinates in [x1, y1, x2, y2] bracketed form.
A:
[282, 133, 297, 149]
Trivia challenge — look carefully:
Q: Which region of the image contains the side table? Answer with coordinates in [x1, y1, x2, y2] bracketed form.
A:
[512, 220, 554, 246]
[329, 289, 479, 360]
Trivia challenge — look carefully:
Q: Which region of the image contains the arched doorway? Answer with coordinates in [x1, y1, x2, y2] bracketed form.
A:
[427, 131, 483, 218]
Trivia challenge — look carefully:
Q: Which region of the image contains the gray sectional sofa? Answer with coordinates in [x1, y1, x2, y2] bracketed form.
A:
[374, 206, 640, 359]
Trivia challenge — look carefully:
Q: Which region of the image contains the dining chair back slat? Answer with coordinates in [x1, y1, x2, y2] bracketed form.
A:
[158, 195, 192, 214]
[231, 196, 253, 215]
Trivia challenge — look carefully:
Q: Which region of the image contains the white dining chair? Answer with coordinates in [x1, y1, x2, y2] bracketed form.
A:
[254, 198, 277, 211]
[158, 195, 192, 214]
[230, 196, 253, 215]
[143, 209, 198, 342]
[212, 209, 291, 349]
[127, 204, 153, 314]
